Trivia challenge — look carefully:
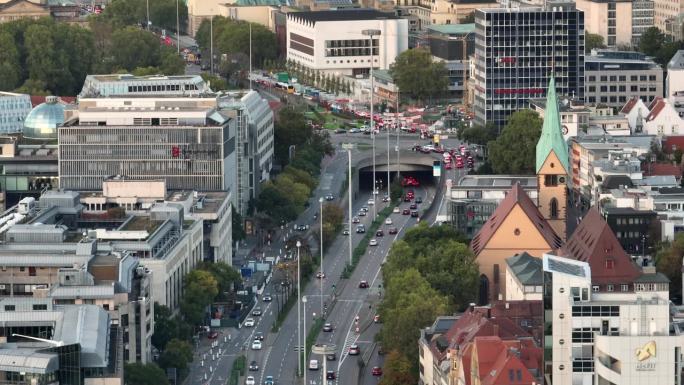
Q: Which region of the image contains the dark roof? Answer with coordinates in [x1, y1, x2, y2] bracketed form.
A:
[602, 207, 657, 216]
[288, 9, 399, 23]
[602, 175, 634, 190]
[505, 252, 543, 286]
[634, 272, 670, 284]
[559, 208, 641, 287]
[470, 183, 562, 255]
[620, 97, 639, 114]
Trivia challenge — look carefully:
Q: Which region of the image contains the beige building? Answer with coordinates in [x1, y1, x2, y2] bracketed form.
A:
[222, 5, 278, 30]
[0, 0, 79, 24]
[395, 0, 497, 29]
[187, 0, 224, 37]
[577, 0, 654, 47]
[655, 0, 684, 32]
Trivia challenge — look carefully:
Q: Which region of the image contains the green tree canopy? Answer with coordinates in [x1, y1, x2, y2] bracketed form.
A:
[458, 123, 498, 145]
[124, 362, 169, 385]
[158, 338, 193, 379]
[111, 27, 162, 71]
[389, 48, 448, 103]
[274, 108, 312, 166]
[196, 18, 276, 68]
[656, 233, 684, 300]
[585, 33, 606, 53]
[487, 109, 543, 174]
[232, 206, 246, 242]
[639, 27, 666, 57]
[180, 270, 218, 325]
[378, 350, 416, 385]
[102, 0, 187, 32]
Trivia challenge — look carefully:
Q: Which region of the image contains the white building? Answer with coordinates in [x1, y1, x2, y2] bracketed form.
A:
[0, 92, 31, 134]
[286, 9, 409, 76]
[504, 252, 543, 301]
[667, 50, 684, 118]
[644, 97, 684, 136]
[620, 97, 651, 133]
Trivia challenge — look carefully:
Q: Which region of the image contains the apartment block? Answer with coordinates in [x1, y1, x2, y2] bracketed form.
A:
[577, 0, 654, 47]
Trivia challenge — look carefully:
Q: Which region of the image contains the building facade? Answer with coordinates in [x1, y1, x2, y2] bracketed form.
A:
[286, 9, 409, 76]
[654, 0, 684, 32]
[585, 50, 663, 108]
[667, 50, 684, 118]
[472, 1, 585, 128]
[601, 206, 657, 255]
[0, 92, 31, 134]
[577, 0, 654, 47]
[426, 24, 475, 101]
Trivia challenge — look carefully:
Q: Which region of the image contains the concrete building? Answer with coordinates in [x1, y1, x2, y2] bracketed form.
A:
[472, 2, 585, 128]
[393, 0, 498, 31]
[585, 50, 663, 108]
[426, 23, 475, 101]
[0, 300, 122, 384]
[601, 206, 658, 255]
[530, 96, 591, 141]
[0, 92, 31, 134]
[286, 9, 409, 76]
[577, 0, 654, 47]
[504, 252, 543, 301]
[654, 0, 684, 32]
[666, 50, 684, 118]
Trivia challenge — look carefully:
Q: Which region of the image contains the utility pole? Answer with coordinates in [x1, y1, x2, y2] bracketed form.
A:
[176, 0, 180, 54]
[249, 22, 253, 90]
[362, 29, 381, 219]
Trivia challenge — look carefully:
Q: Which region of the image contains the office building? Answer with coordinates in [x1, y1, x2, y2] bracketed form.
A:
[0, 135, 58, 209]
[654, 0, 684, 32]
[577, 0, 654, 47]
[0, 0, 80, 23]
[601, 206, 657, 255]
[426, 23, 475, 101]
[286, 9, 409, 76]
[78, 74, 212, 98]
[0, 92, 31, 134]
[393, 0, 498, 31]
[472, 1, 585, 128]
[585, 50, 663, 108]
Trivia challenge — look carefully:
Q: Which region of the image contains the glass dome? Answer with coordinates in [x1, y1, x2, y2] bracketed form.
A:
[23, 96, 64, 140]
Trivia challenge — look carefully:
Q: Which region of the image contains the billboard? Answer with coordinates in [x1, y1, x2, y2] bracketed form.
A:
[433, 160, 441, 177]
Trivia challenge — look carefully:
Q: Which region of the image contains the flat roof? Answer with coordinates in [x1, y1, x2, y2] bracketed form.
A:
[602, 207, 656, 216]
[89, 74, 203, 82]
[288, 9, 399, 23]
[0, 349, 59, 374]
[427, 23, 475, 35]
[457, 175, 537, 188]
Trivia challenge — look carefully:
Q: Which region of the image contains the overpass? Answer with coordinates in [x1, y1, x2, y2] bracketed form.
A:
[355, 150, 437, 190]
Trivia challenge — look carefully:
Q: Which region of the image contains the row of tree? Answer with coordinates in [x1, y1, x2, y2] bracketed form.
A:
[286, 60, 355, 96]
[377, 224, 479, 384]
[586, 28, 684, 67]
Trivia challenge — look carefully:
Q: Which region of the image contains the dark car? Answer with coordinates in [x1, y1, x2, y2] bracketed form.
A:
[323, 323, 333, 332]
[415, 197, 423, 204]
[388, 227, 398, 234]
[255, 332, 264, 341]
[411, 210, 419, 217]
[375, 229, 384, 237]
[326, 352, 336, 361]
[402, 208, 410, 215]
[358, 280, 369, 288]
[208, 331, 219, 339]
[249, 360, 259, 371]
[403, 195, 412, 202]
[335, 129, 346, 134]
[410, 203, 417, 210]
[326, 371, 336, 380]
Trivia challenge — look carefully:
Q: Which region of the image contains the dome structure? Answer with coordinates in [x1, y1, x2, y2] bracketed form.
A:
[23, 96, 65, 140]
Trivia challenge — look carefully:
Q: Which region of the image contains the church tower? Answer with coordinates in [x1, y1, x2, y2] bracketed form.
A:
[536, 77, 569, 240]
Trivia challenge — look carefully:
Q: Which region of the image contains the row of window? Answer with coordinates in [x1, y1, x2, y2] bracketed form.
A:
[571, 305, 620, 317]
[126, 83, 199, 93]
[588, 74, 657, 82]
[614, 217, 650, 225]
[588, 85, 658, 93]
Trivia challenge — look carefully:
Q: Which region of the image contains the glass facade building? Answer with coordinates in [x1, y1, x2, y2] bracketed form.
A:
[0, 92, 32, 135]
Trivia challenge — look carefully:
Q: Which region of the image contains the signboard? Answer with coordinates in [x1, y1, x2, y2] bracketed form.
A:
[635, 341, 656, 371]
[433, 160, 441, 177]
[240, 267, 253, 278]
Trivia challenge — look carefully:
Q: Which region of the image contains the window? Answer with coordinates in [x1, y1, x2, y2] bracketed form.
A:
[32, 304, 47, 311]
[592, 285, 600, 292]
[605, 259, 614, 269]
[4, 305, 15, 311]
[545, 175, 558, 186]
[28, 267, 36, 276]
[550, 198, 559, 219]
[607, 284, 614, 292]
[508, 369, 514, 382]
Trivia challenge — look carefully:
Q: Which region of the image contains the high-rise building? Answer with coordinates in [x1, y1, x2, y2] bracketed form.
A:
[577, 0, 654, 47]
[0, 92, 31, 134]
[654, 0, 684, 33]
[472, 1, 585, 128]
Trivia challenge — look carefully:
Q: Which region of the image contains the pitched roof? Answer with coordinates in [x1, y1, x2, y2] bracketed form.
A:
[505, 252, 543, 286]
[559, 208, 640, 286]
[536, 77, 570, 173]
[620, 97, 640, 114]
[662, 136, 684, 154]
[646, 97, 666, 121]
[642, 162, 682, 178]
[470, 183, 562, 255]
[602, 175, 634, 190]
[472, 336, 540, 385]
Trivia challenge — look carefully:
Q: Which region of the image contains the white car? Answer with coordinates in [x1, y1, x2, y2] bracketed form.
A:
[369, 239, 378, 246]
[393, 207, 400, 214]
[246, 376, 256, 385]
[385, 218, 393, 225]
[367, 199, 374, 205]
[251, 340, 262, 350]
[244, 318, 255, 327]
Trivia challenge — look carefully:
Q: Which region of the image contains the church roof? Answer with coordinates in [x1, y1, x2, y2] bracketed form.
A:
[558, 208, 640, 287]
[535, 77, 569, 174]
[470, 184, 562, 255]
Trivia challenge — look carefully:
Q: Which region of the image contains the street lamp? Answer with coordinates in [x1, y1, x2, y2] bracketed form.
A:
[386, 107, 391, 199]
[176, 0, 180, 54]
[302, 295, 308, 385]
[296, 240, 302, 377]
[342, 143, 355, 267]
[318, 197, 324, 317]
[362, 29, 381, 219]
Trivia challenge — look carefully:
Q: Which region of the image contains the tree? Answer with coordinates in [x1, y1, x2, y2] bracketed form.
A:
[585, 33, 606, 53]
[256, 184, 299, 223]
[378, 351, 416, 385]
[458, 123, 497, 145]
[655, 233, 684, 301]
[158, 338, 193, 379]
[487, 109, 543, 174]
[232, 206, 246, 242]
[197, 261, 241, 301]
[390, 48, 448, 103]
[273, 108, 312, 166]
[124, 362, 169, 385]
[390, 178, 403, 203]
[180, 270, 218, 325]
[110, 27, 161, 71]
[655, 41, 684, 67]
[320, 203, 344, 249]
[639, 27, 666, 57]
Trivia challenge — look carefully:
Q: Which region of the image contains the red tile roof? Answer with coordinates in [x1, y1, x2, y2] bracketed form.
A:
[558, 208, 640, 287]
[470, 183, 562, 255]
[646, 97, 666, 121]
[620, 97, 639, 114]
[30, 95, 76, 107]
[471, 336, 540, 385]
[642, 162, 682, 178]
[663, 136, 684, 154]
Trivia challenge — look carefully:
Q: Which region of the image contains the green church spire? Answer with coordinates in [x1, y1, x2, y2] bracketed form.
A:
[536, 77, 569, 174]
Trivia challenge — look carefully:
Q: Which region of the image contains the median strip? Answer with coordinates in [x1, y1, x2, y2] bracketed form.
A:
[342, 205, 395, 279]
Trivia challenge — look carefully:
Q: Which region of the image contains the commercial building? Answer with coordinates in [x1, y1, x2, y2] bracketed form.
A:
[393, 0, 498, 31]
[472, 1, 585, 128]
[585, 50, 663, 108]
[529, 96, 590, 141]
[286, 9, 409, 76]
[426, 24, 475, 101]
[0, 300, 122, 384]
[0, 92, 31, 134]
[654, 0, 684, 32]
[601, 206, 658, 255]
[577, 0, 654, 47]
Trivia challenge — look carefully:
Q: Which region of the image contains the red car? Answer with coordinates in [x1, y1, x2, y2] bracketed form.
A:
[208, 331, 219, 339]
[388, 227, 398, 234]
[372, 367, 383, 376]
[402, 208, 410, 215]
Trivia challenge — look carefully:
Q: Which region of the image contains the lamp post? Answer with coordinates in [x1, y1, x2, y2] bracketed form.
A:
[210, 16, 214, 75]
[176, 0, 180, 54]
[318, 197, 324, 317]
[296, 240, 302, 377]
[386, 107, 391, 199]
[396, 89, 401, 179]
[342, 143, 355, 266]
[302, 295, 308, 385]
[146, 0, 150, 30]
[362, 29, 381, 219]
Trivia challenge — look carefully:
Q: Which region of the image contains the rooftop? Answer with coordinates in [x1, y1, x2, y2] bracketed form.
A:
[120, 216, 162, 233]
[506, 252, 543, 286]
[426, 23, 475, 35]
[287, 9, 399, 23]
[457, 175, 537, 189]
[667, 50, 684, 70]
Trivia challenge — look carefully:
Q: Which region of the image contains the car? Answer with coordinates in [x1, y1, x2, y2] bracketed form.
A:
[367, 199, 375, 205]
[208, 331, 219, 339]
[374, 314, 381, 323]
[264, 376, 275, 385]
[249, 360, 259, 371]
[403, 195, 412, 202]
[251, 340, 262, 350]
[352, 216, 360, 223]
[402, 208, 410, 215]
[262, 293, 272, 302]
[252, 307, 262, 316]
[415, 197, 423, 204]
[372, 366, 383, 376]
[295, 224, 309, 231]
[359, 280, 369, 288]
[411, 210, 419, 218]
[393, 207, 400, 214]
[255, 332, 264, 341]
[326, 371, 336, 380]
[410, 203, 417, 210]
[385, 218, 393, 225]
[325, 194, 334, 201]
[388, 227, 398, 234]
[375, 230, 384, 237]
[246, 376, 256, 385]
[378, 346, 386, 356]
[342, 228, 350, 235]
[382, 196, 390, 202]
[356, 225, 366, 233]
[349, 344, 360, 355]
[323, 323, 333, 332]
[369, 238, 378, 246]
[326, 352, 336, 361]
[358, 210, 367, 217]
[244, 318, 255, 327]
[361, 206, 369, 212]
[349, 128, 360, 133]
[316, 272, 325, 279]
[309, 359, 319, 370]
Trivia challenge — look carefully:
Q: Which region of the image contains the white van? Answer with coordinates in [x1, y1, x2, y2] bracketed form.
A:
[308, 359, 319, 370]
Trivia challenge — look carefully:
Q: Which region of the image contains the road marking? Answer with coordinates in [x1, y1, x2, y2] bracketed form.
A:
[258, 346, 273, 385]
